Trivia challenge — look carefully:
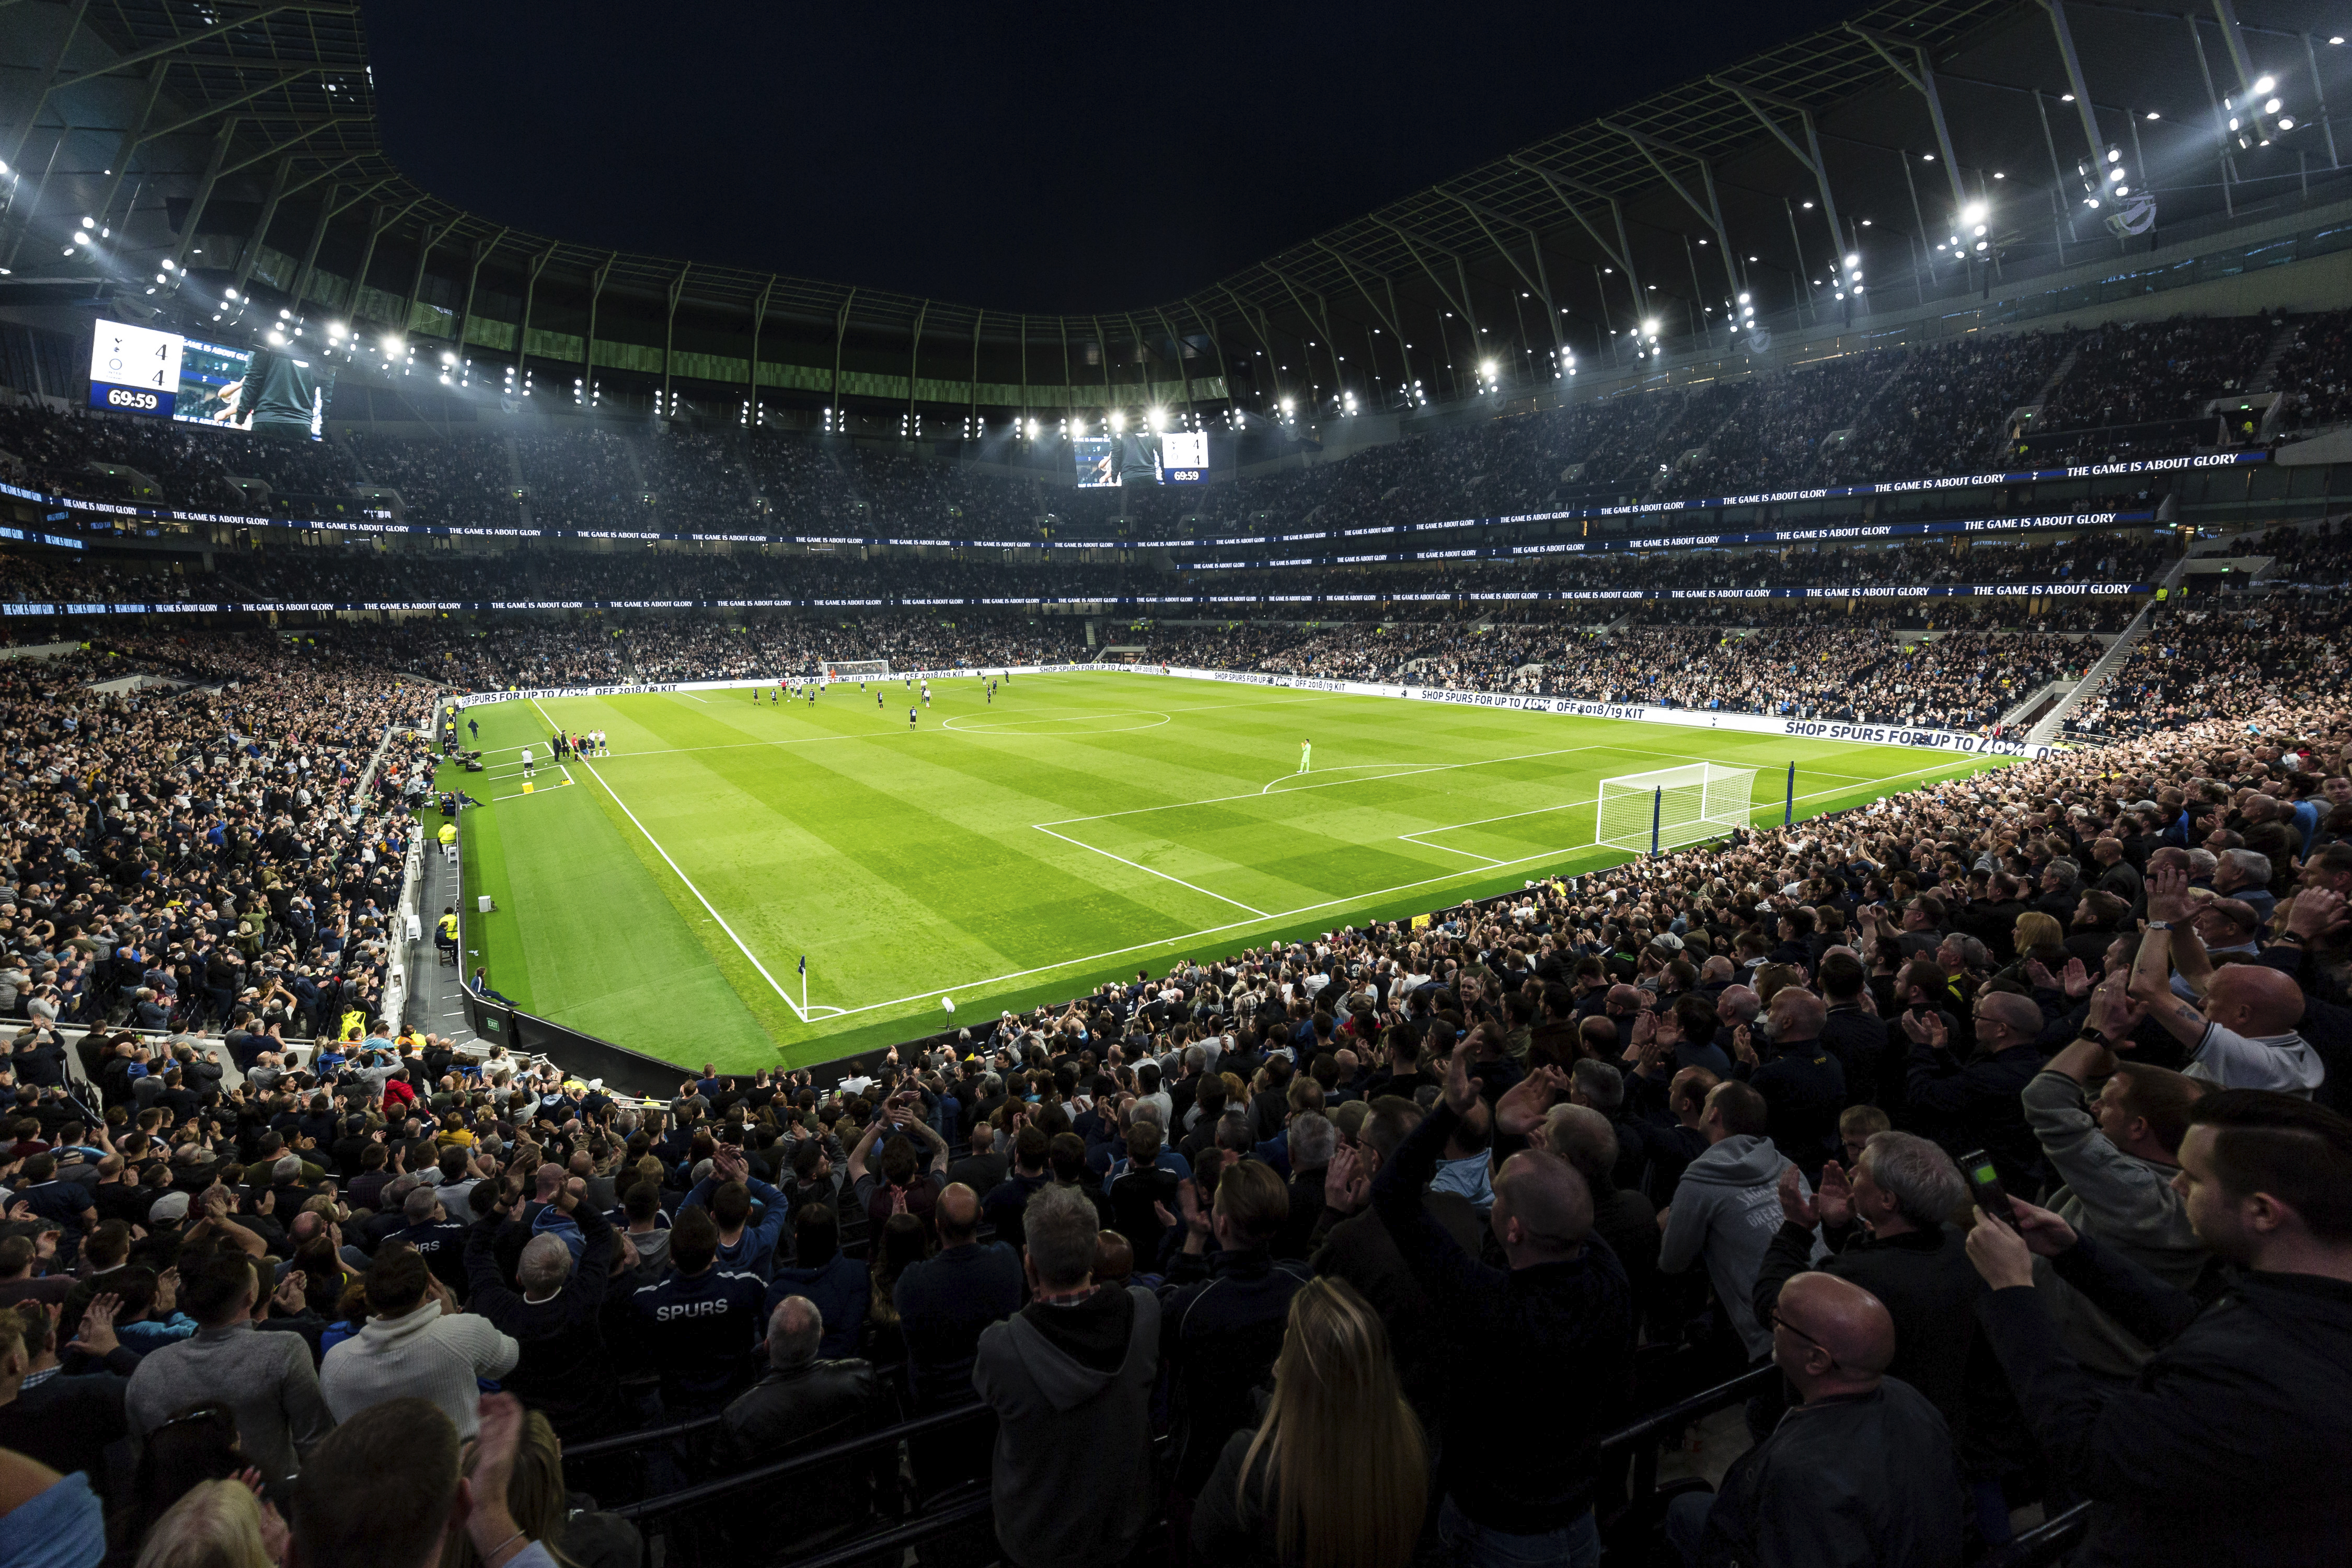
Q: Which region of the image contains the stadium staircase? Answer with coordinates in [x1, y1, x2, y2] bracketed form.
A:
[2248, 313, 2305, 392]
[617, 429, 651, 499]
[2027, 555, 2187, 744]
[1996, 677, 2072, 735]
[1990, 346, 2080, 462]
[503, 433, 533, 528]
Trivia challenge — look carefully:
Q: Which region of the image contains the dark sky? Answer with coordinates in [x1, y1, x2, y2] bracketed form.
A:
[365, 1, 1863, 314]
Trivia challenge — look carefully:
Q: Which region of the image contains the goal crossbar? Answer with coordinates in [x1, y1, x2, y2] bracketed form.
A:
[826, 660, 891, 680]
[1595, 762, 1757, 856]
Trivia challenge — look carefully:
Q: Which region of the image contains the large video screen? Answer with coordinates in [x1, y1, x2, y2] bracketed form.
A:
[1074, 437, 1121, 488]
[1073, 432, 1186, 488]
[89, 318, 331, 439]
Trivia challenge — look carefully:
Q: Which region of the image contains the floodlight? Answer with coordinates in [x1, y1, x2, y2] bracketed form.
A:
[1480, 359, 1497, 378]
[1642, 318, 1659, 334]
[2254, 75, 2275, 94]
[2146, 111, 2161, 120]
[225, 288, 238, 299]
[1962, 202, 1988, 224]
[160, 257, 174, 270]
[1844, 253, 1858, 266]
[1737, 292, 1750, 304]
[2277, 117, 2296, 129]
[2265, 97, 2282, 114]
[1109, 410, 1125, 432]
[267, 330, 285, 345]
[1147, 406, 1165, 430]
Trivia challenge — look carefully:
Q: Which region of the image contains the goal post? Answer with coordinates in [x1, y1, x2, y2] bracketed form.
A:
[825, 660, 890, 681]
[1595, 762, 1759, 856]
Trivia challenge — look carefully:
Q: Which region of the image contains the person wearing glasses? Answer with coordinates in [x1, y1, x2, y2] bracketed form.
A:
[1667, 1271, 1961, 1567]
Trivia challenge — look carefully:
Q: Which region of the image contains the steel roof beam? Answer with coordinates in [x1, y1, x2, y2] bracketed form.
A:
[1847, 22, 1974, 220]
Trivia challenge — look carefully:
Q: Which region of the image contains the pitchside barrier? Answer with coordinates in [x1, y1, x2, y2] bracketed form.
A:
[448, 661, 2062, 759]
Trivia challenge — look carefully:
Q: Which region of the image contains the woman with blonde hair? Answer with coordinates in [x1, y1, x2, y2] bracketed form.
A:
[1190, 1275, 1426, 1568]
[132, 1479, 285, 1568]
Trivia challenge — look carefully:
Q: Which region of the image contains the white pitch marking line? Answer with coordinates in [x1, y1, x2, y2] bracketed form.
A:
[826, 751, 1997, 1023]
[1398, 834, 1506, 865]
[529, 697, 810, 1023]
[1031, 825, 1270, 917]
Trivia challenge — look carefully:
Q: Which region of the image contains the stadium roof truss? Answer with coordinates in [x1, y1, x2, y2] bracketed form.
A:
[0, 0, 2345, 414]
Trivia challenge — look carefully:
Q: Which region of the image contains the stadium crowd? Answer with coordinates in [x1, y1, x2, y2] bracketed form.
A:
[0, 618, 2340, 1568]
[4, 305, 2336, 561]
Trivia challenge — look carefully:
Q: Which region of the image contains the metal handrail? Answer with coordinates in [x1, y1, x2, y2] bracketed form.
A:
[1976, 1501, 2092, 1567]
[608, 1401, 991, 1523]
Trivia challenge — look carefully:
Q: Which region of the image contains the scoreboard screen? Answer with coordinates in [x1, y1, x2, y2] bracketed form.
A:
[88, 319, 183, 418]
[1161, 431, 1209, 483]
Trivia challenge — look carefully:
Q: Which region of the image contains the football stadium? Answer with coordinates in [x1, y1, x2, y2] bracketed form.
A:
[0, 1, 2348, 1564]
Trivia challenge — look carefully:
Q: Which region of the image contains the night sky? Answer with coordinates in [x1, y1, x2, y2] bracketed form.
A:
[365, 1, 1863, 314]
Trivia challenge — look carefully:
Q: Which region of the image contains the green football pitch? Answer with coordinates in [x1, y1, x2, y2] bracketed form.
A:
[429, 671, 2014, 1073]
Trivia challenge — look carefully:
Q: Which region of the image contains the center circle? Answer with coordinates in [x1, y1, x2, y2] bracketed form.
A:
[942, 710, 1171, 736]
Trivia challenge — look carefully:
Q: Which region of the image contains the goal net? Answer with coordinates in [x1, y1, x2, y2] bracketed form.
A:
[1595, 762, 1757, 856]
[825, 660, 890, 681]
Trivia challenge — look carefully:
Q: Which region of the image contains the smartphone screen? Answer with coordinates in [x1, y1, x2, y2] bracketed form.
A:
[1961, 1149, 2016, 1226]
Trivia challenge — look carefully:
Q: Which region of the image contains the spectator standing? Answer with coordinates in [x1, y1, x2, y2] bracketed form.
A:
[1905, 989, 2048, 1194]
[766, 1202, 868, 1361]
[2022, 987, 2211, 1376]
[1668, 1271, 1961, 1567]
[1190, 1277, 1426, 1568]
[629, 1206, 766, 1416]
[712, 1296, 884, 1554]
[893, 1183, 1023, 1408]
[973, 1184, 1161, 1568]
[126, 1251, 333, 1480]
[1373, 1046, 1632, 1568]
[463, 1177, 620, 1439]
[1658, 1080, 1802, 1366]
[318, 1248, 517, 1440]
[1969, 1091, 2352, 1567]
[1158, 1157, 1313, 1507]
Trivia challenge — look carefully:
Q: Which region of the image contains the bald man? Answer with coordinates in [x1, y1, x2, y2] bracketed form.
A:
[1376, 1042, 1632, 1564]
[1668, 1272, 1961, 1567]
[2131, 862, 2324, 1096]
[892, 1181, 1024, 1410]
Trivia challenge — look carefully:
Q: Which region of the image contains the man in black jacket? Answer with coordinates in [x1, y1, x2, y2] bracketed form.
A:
[1907, 988, 2047, 1194]
[1969, 1090, 2352, 1568]
[1755, 1131, 2021, 1543]
[713, 1295, 884, 1552]
[1158, 1157, 1311, 1503]
[1670, 1270, 1961, 1567]
[1374, 1044, 1632, 1567]
[464, 1178, 618, 1440]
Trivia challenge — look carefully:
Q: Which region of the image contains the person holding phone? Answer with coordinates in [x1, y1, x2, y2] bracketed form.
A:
[1967, 1090, 2352, 1568]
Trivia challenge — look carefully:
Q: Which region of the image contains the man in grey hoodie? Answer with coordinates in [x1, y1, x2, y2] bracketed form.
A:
[973, 1182, 1160, 1568]
[1657, 1079, 1809, 1363]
